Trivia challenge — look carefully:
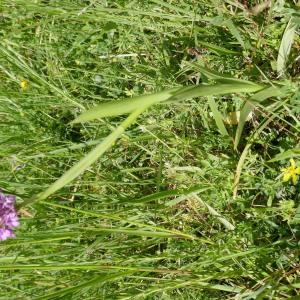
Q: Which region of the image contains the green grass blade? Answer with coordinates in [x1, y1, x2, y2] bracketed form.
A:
[193, 194, 235, 230]
[222, 19, 245, 49]
[34, 272, 134, 300]
[277, 18, 298, 77]
[209, 17, 245, 49]
[22, 106, 149, 205]
[207, 96, 229, 136]
[0, 264, 191, 274]
[251, 85, 284, 102]
[269, 148, 300, 162]
[197, 40, 241, 55]
[78, 227, 182, 238]
[234, 101, 254, 150]
[196, 64, 233, 79]
[73, 81, 265, 123]
[71, 88, 180, 123]
[126, 185, 210, 204]
[171, 80, 264, 101]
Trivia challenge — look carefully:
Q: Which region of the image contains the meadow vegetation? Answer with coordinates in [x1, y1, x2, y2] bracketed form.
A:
[0, 0, 299, 299]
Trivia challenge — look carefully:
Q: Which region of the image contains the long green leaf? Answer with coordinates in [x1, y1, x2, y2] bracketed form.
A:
[222, 19, 245, 49]
[78, 227, 182, 238]
[71, 88, 180, 123]
[207, 96, 229, 136]
[0, 264, 191, 274]
[196, 64, 232, 79]
[234, 101, 254, 150]
[38, 107, 146, 200]
[277, 18, 298, 77]
[73, 81, 264, 123]
[197, 40, 240, 55]
[171, 80, 264, 101]
[269, 148, 300, 162]
[34, 272, 134, 300]
[126, 185, 210, 204]
[21, 106, 149, 206]
[251, 85, 284, 102]
[192, 194, 235, 230]
[209, 17, 246, 49]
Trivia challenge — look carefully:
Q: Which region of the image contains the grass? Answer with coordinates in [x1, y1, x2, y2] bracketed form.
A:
[0, 0, 300, 299]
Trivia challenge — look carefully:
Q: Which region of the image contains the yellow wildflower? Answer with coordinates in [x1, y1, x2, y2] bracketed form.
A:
[20, 79, 29, 91]
[281, 159, 300, 185]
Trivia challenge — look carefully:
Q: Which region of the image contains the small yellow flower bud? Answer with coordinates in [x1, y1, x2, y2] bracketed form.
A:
[20, 79, 29, 91]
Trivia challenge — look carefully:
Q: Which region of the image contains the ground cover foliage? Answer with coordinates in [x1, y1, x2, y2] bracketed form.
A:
[0, 0, 300, 299]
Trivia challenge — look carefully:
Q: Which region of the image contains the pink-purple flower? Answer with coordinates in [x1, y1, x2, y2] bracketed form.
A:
[0, 191, 19, 241]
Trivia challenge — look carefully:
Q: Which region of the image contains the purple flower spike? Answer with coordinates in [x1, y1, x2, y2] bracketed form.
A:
[0, 228, 15, 240]
[0, 191, 19, 241]
[4, 212, 19, 228]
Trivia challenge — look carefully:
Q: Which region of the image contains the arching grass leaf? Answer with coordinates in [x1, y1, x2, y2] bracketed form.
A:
[277, 18, 298, 77]
[73, 80, 264, 123]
